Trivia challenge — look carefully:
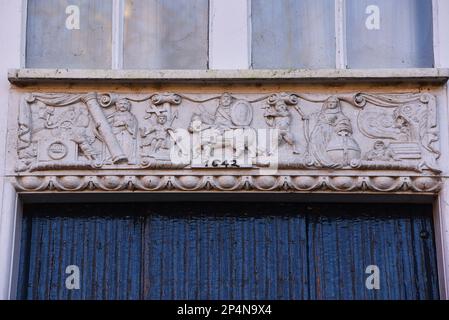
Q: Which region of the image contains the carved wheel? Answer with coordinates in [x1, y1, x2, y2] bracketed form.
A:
[47, 141, 68, 160]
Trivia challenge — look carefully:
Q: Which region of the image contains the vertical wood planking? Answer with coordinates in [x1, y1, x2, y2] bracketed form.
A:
[17, 202, 439, 300]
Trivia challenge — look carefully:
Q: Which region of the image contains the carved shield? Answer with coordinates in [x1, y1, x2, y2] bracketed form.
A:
[231, 100, 253, 126]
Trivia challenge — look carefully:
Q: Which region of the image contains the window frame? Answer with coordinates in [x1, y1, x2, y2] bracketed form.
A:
[20, 0, 443, 70]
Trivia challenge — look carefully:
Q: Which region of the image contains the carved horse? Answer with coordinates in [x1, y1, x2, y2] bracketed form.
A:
[189, 117, 260, 162]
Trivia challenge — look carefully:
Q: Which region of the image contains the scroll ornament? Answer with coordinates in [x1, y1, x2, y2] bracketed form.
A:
[15, 91, 441, 193]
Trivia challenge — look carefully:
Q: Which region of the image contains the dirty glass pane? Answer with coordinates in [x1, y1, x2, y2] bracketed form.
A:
[251, 0, 335, 69]
[26, 0, 112, 69]
[124, 0, 209, 69]
[346, 0, 434, 68]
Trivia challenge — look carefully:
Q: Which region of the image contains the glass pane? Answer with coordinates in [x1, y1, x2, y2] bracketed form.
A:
[251, 0, 335, 69]
[26, 0, 112, 69]
[124, 0, 209, 69]
[346, 0, 434, 68]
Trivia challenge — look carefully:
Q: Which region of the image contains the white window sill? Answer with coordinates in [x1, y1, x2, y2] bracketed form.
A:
[8, 68, 449, 86]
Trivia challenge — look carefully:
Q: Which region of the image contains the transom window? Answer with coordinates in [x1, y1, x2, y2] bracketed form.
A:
[25, 0, 434, 69]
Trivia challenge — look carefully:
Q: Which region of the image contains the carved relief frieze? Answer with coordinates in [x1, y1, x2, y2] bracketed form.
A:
[13, 91, 442, 193]
[354, 93, 440, 172]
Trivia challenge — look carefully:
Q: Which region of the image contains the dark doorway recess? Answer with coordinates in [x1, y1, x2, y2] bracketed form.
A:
[17, 202, 439, 300]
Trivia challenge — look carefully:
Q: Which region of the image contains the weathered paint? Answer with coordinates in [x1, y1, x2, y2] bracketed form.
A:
[17, 202, 439, 300]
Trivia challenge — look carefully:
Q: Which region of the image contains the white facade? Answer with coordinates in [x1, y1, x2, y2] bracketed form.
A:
[1, 0, 449, 299]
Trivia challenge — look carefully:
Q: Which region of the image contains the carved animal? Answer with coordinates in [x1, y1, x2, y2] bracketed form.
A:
[189, 115, 259, 162]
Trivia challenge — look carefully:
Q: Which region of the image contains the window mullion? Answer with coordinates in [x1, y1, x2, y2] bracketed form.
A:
[431, 0, 449, 68]
[209, 0, 250, 69]
[335, 0, 347, 69]
[21, 0, 28, 68]
[112, 0, 124, 69]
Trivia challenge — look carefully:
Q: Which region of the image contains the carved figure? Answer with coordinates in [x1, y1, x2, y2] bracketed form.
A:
[263, 93, 300, 154]
[139, 94, 182, 161]
[44, 106, 100, 161]
[393, 104, 427, 142]
[356, 93, 440, 171]
[141, 113, 172, 157]
[306, 96, 361, 167]
[364, 140, 398, 161]
[214, 93, 236, 132]
[15, 91, 440, 175]
[107, 99, 138, 164]
[188, 113, 258, 162]
[186, 93, 258, 164]
[71, 108, 100, 160]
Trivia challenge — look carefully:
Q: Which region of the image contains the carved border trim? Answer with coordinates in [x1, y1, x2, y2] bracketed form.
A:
[13, 175, 441, 193]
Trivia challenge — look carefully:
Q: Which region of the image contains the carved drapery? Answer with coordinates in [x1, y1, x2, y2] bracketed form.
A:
[12, 91, 442, 193]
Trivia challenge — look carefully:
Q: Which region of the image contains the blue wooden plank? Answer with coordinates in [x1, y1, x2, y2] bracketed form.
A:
[276, 216, 289, 299]
[266, 216, 278, 299]
[253, 217, 266, 299]
[48, 217, 61, 300]
[58, 217, 70, 300]
[71, 217, 84, 300]
[144, 215, 162, 299]
[244, 216, 256, 299]
[186, 215, 199, 299]
[17, 203, 439, 300]
[197, 215, 208, 299]
[207, 216, 219, 299]
[17, 215, 31, 299]
[218, 216, 232, 299]
[39, 216, 51, 300]
[288, 212, 307, 299]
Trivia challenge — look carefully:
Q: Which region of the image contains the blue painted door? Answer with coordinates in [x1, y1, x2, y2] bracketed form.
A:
[17, 202, 439, 300]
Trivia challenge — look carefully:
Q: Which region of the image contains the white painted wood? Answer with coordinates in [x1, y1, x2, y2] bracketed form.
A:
[433, 61, 449, 297]
[434, 184, 449, 299]
[0, 0, 24, 300]
[209, 0, 250, 69]
[335, 0, 347, 69]
[112, 0, 124, 69]
[432, 0, 440, 68]
[0, 183, 19, 300]
[8, 198, 22, 301]
[434, 0, 449, 299]
[247, 0, 252, 69]
[20, 0, 27, 68]
[434, 0, 449, 68]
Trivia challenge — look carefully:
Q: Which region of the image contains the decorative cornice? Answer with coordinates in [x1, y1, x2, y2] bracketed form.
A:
[8, 68, 449, 86]
[12, 175, 441, 193]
